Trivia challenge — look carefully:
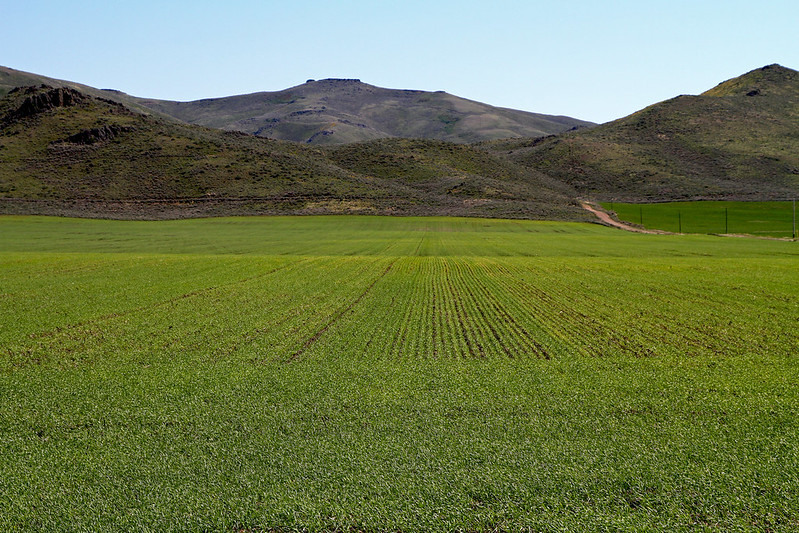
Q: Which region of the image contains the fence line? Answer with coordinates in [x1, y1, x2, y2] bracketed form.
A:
[607, 201, 797, 238]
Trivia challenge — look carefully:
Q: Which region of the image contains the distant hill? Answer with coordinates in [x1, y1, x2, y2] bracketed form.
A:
[5, 64, 797, 219]
[0, 66, 594, 145]
[133, 78, 594, 144]
[0, 85, 588, 221]
[485, 64, 799, 201]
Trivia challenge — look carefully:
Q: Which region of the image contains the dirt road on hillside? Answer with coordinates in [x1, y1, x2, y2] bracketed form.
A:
[580, 202, 670, 234]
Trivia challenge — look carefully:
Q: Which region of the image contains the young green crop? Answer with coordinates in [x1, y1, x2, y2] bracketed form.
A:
[1, 215, 798, 531]
[603, 200, 797, 237]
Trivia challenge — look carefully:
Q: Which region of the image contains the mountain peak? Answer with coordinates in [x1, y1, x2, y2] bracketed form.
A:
[136, 79, 592, 145]
[702, 63, 798, 97]
[305, 78, 363, 85]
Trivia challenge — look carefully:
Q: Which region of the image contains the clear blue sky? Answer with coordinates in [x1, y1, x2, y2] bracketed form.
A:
[2, 0, 796, 123]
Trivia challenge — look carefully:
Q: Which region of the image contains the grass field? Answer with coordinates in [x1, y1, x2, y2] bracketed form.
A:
[602, 200, 797, 237]
[1, 215, 799, 531]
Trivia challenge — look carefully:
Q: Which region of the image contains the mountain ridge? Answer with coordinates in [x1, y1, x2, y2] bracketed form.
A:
[130, 77, 595, 144]
[0, 66, 594, 145]
[2, 64, 798, 219]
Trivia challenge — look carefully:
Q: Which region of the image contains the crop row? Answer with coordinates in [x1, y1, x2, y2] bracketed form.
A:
[5, 253, 797, 370]
[275, 256, 798, 363]
[2, 255, 394, 370]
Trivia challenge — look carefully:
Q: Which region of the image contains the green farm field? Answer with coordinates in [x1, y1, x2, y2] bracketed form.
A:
[603, 200, 797, 238]
[1, 215, 798, 531]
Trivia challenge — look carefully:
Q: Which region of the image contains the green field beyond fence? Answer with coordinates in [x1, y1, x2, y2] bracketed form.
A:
[602, 200, 797, 238]
[1, 216, 799, 531]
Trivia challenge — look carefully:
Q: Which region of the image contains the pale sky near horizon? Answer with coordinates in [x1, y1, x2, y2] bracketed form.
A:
[2, 0, 797, 123]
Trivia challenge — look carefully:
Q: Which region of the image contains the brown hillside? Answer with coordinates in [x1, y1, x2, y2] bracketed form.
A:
[0, 85, 589, 221]
[485, 64, 799, 202]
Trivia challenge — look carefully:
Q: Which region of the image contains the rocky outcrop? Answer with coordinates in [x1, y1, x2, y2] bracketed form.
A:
[66, 124, 134, 145]
[7, 85, 86, 120]
[306, 130, 335, 143]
